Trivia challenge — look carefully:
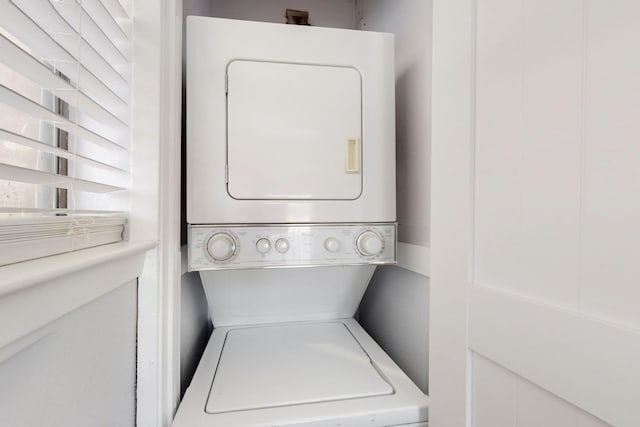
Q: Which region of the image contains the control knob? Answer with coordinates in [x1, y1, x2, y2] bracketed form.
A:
[206, 233, 237, 262]
[356, 230, 384, 257]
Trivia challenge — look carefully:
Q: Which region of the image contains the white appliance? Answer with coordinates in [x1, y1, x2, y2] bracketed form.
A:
[186, 17, 395, 224]
[175, 17, 428, 427]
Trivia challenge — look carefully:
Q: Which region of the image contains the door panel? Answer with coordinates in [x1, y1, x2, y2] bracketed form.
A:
[472, 354, 612, 427]
[474, 0, 582, 308]
[581, 0, 640, 328]
[431, 0, 640, 426]
[472, 354, 516, 427]
[470, 1, 640, 425]
[226, 60, 362, 200]
[469, 285, 640, 427]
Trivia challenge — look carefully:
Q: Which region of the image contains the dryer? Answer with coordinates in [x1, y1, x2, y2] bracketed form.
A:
[186, 16, 395, 225]
[176, 16, 428, 427]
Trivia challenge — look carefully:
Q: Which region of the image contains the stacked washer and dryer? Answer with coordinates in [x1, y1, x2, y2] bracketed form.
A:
[174, 16, 428, 427]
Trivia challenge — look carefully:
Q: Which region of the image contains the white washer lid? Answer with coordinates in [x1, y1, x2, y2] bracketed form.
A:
[206, 322, 393, 413]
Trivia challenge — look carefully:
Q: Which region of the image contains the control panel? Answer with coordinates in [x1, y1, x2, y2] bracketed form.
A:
[188, 223, 396, 271]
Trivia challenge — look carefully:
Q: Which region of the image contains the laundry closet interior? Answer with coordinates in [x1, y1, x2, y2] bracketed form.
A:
[178, 0, 432, 424]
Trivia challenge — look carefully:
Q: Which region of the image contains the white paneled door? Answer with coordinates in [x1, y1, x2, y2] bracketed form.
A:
[431, 1, 640, 426]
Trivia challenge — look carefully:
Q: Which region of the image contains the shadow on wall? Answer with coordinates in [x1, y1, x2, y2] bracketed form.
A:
[180, 270, 212, 396]
[358, 265, 429, 394]
[395, 62, 431, 248]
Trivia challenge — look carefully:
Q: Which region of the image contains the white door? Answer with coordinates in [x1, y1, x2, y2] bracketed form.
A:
[431, 1, 640, 427]
[226, 60, 362, 200]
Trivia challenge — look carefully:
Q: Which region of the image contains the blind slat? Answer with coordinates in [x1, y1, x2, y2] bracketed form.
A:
[77, 2, 130, 64]
[45, 0, 131, 81]
[0, 223, 125, 237]
[0, 229, 125, 266]
[0, 217, 126, 233]
[0, 228, 124, 244]
[0, 129, 128, 174]
[0, 34, 128, 131]
[0, 207, 126, 215]
[0, 84, 128, 152]
[1, 0, 130, 121]
[99, 0, 132, 38]
[0, 163, 125, 193]
[83, 0, 132, 61]
[11, 0, 130, 97]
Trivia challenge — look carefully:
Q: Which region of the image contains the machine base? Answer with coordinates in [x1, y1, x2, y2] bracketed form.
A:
[173, 319, 428, 427]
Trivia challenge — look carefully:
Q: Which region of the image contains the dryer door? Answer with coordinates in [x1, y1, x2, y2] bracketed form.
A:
[226, 60, 362, 200]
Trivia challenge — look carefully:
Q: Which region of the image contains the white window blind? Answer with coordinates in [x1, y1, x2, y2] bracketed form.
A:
[0, 0, 131, 266]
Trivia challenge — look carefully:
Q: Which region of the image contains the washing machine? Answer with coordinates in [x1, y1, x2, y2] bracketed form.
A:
[175, 17, 428, 427]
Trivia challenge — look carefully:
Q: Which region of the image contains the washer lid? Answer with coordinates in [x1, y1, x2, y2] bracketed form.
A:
[206, 322, 393, 413]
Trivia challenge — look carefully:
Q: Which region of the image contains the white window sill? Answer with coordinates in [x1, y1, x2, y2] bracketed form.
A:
[0, 240, 156, 351]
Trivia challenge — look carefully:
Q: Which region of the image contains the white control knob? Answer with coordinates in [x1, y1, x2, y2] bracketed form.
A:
[356, 230, 384, 256]
[275, 238, 289, 253]
[256, 238, 271, 254]
[206, 233, 237, 262]
[324, 237, 341, 253]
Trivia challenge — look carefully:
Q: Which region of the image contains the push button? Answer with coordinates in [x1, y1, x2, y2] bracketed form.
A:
[256, 238, 271, 254]
[324, 237, 341, 253]
[275, 238, 289, 253]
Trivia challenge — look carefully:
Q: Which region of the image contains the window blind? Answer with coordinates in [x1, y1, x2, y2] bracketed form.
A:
[0, 0, 131, 266]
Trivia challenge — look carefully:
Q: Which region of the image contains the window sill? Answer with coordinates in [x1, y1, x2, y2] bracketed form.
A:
[0, 240, 156, 351]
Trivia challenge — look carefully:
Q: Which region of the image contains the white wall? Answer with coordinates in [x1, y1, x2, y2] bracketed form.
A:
[208, 0, 357, 28]
[131, 0, 183, 424]
[0, 281, 137, 427]
[179, 3, 211, 392]
[184, 0, 212, 17]
[355, 0, 431, 397]
[180, 3, 212, 390]
[358, 266, 429, 393]
[357, 0, 432, 247]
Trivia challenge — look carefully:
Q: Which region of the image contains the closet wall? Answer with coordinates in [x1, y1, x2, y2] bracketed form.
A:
[357, 0, 431, 247]
[356, 0, 432, 395]
[210, 0, 357, 28]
